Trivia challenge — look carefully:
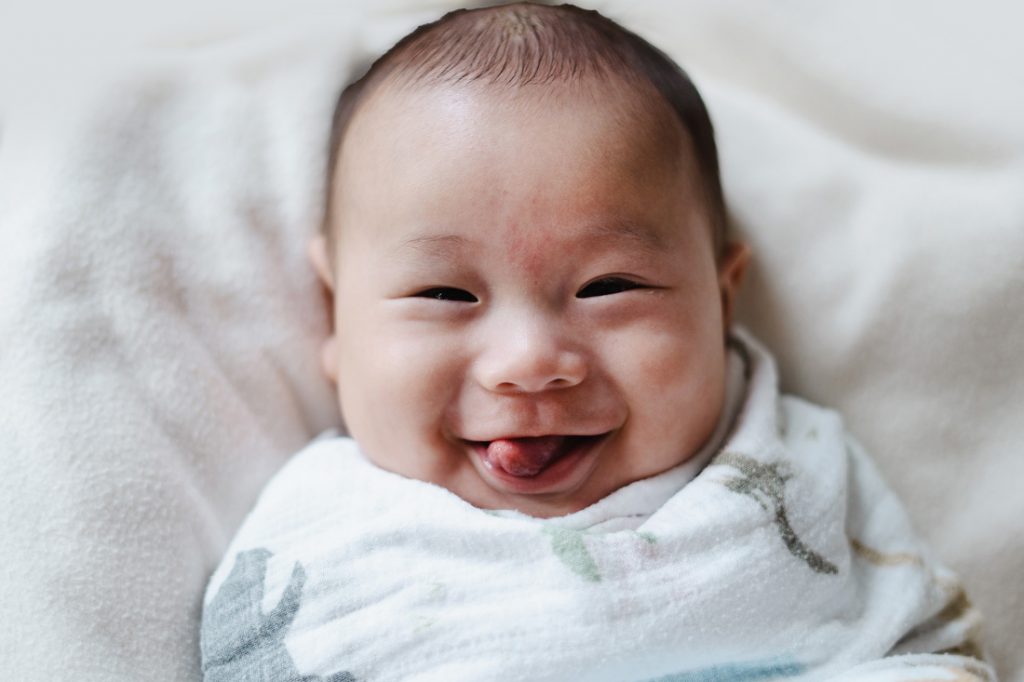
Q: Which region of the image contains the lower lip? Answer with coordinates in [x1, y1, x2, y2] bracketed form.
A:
[468, 434, 607, 495]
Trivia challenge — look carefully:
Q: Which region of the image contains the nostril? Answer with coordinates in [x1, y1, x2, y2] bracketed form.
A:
[492, 376, 575, 393]
[475, 346, 587, 393]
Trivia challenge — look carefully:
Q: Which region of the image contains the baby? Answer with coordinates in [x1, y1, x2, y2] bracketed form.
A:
[201, 4, 992, 681]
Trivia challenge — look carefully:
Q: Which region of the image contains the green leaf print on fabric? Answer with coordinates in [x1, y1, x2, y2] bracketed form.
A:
[642, 657, 806, 681]
[201, 548, 357, 682]
[636, 531, 658, 545]
[716, 453, 838, 575]
[543, 527, 601, 582]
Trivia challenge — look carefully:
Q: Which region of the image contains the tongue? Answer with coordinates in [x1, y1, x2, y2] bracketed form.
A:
[485, 436, 569, 477]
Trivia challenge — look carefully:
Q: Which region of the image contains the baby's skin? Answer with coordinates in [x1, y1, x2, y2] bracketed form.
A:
[309, 78, 749, 518]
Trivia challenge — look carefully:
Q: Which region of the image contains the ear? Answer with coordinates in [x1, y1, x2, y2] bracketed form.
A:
[717, 240, 751, 331]
[308, 234, 334, 291]
[308, 235, 340, 383]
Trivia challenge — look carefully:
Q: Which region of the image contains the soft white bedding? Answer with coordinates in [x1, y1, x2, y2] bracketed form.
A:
[201, 333, 991, 680]
[2, 1, 1022, 680]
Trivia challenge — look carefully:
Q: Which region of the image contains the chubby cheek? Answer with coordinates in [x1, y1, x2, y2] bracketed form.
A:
[336, 319, 465, 477]
[613, 303, 726, 476]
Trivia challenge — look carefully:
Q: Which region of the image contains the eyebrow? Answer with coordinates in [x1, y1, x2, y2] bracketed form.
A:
[393, 221, 668, 258]
[394, 233, 473, 258]
[584, 221, 668, 255]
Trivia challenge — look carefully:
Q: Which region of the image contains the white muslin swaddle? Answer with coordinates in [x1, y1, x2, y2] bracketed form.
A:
[200, 331, 991, 682]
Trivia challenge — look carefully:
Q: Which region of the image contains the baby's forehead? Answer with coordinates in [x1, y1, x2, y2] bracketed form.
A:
[323, 2, 727, 256]
[336, 1, 699, 178]
[333, 82, 701, 240]
[347, 77, 693, 174]
[329, 80, 711, 263]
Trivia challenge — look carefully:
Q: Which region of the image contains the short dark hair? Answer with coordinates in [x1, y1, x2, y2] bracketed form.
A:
[324, 2, 727, 256]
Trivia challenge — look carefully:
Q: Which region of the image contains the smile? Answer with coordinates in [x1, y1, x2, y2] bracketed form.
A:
[466, 432, 610, 495]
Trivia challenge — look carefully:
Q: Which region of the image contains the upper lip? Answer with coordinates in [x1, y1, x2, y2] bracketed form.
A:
[462, 431, 612, 444]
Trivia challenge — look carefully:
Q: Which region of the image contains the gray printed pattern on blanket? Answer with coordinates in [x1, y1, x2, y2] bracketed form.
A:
[201, 548, 356, 682]
[641, 657, 806, 682]
[203, 549, 807, 682]
[715, 452, 838, 575]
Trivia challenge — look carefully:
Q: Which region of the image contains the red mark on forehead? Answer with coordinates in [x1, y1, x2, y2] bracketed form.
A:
[506, 233, 551, 280]
[491, 186, 594, 272]
[498, 214, 668, 277]
[484, 188, 559, 276]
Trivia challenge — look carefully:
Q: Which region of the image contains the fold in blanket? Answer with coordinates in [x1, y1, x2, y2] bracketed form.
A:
[200, 330, 991, 682]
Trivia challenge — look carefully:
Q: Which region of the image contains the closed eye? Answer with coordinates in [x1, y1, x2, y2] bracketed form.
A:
[413, 287, 478, 303]
[576, 277, 644, 298]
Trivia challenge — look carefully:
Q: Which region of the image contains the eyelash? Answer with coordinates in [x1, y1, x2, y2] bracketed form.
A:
[413, 287, 479, 303]
[411, 278, 644, 302]
[576, 277, 644, 298]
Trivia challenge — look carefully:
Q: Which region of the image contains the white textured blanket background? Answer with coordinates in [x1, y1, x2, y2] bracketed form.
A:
[1, 1, 1021, 680]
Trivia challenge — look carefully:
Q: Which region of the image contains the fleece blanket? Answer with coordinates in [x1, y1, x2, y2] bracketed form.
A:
[2, 2, 1022, 681]
[200, 332, 991, 681]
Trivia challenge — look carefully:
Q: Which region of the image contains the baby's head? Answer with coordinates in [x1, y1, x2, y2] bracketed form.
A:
[309, 2, 749, 517]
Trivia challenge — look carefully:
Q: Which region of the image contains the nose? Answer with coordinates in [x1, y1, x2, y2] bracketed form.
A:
[473, 315, 587, 394]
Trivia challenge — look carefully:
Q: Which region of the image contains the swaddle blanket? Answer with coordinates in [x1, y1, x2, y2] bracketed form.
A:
[200, 332, 992, 682]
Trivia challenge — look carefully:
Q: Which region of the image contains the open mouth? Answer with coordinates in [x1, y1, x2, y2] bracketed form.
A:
[466, 433, 610, 493]
[480, 435, 593, 476]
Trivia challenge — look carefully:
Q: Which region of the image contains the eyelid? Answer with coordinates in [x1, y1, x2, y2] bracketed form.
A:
[576, 276, 647, 299]
[411, 286, 478, 303]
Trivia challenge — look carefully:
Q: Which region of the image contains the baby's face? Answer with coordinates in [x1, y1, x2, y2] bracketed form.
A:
[312, 81, 747, 517]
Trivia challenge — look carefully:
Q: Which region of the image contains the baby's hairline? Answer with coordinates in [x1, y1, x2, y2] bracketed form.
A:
[323, 77, 720, 261]
[320, 2, 729, 263]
